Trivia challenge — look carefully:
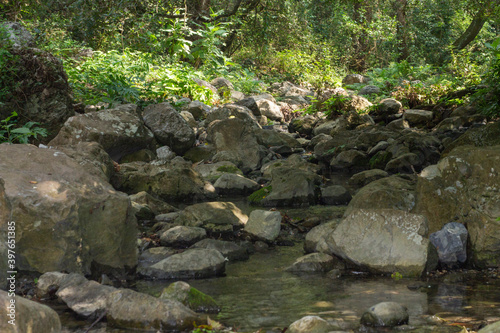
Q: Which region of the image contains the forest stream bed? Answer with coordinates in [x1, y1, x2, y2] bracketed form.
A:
[56, 240, 500, 333]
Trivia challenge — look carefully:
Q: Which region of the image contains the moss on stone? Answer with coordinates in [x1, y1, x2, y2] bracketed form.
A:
[186, 287, 220, 313]
[248, 186, 272, 203]
[216, 165, 241, 174]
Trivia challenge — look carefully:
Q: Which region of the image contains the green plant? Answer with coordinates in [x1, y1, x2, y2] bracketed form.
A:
[248, 186, 272, 203]
[473, 36, 500, 117]
[391, 272, 403, 280]
[0, 112, 48, 144]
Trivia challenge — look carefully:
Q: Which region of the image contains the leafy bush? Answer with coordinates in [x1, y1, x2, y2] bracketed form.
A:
[473, 36, 500, 117]
[0, 112, 48, 144]
[64, 49, 215, 106]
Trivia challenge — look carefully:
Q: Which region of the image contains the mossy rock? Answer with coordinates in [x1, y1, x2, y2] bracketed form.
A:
[369, 151, 393, 169]
[216, 164, 241, 174]
[160, 281, 220, 313]
[248, 186, 272, 204]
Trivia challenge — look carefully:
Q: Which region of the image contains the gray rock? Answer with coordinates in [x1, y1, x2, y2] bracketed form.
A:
[49, 104, 153, 162]
[479, 320, 500, 333]
[205, 104, 259, 128]
[160, 281, 220, 313]
[0, 145, 137, 276]
[304, 221, 339, 253]
[359, 85, 381, 95]
[244, 210, 282, 242]
[194, 161, 243, 183]
[129, 191, 177, 215]
[361, 302, 409, 327]
[0, 290, 61, 333]
[286, 253, 336, 273]
[214, 173, 260, 195]
[330, 149, 368, 171]
[385, 152, 421, 173]
[235, 97, 261, 116]
[176, 201, 248, 234]
[138, 247, 176, 267]
[403, 109, 434, 127]
[143, 102, 196, 155]
[321, 185, 352, 205]
[325, 209, 437, 277]
[56, 275, 116, 318]
[191, 239, 249, 261]
[160, 226, 207, 248]
[386, 118, 409, 130]
[374, 98, 402, 117]
[256, 99, 284, 121]
[111, 158, 216, 203]
[435, 116, 465, 132]
[348, 169, 389, 187]
[184, 100, 211, 120]
[106, 288, 199, 331]
[288, 315, 340, 333]
[180, 110, 198, 128]
[138, 248, 226, 279]
[429, 222, 468, 268]
[36, 271, 68, 299]
[193, 78, 218, 96]
[342, 74, 370, 85]
[156, 145, 177, 162]
[368, 141, 390, 155]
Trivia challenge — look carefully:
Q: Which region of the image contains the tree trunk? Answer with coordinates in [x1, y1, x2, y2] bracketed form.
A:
[393, 0, 409, 61]
[452, 7, 488, 51]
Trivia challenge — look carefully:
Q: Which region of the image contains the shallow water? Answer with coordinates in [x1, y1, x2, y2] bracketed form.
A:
[135, 243, 500, 332]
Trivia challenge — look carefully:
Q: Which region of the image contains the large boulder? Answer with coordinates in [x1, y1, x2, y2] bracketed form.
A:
[443, 121, 500, 153]
[176, 201, 248, 234]
[324, 209, 438, 277]
[111, 158, 216, 203]
[49, 104, 154, 162]
[106, 288, 200, 331]
[138, 248, 226, 279]
[0, 179, 11, 290]
[142, 102, 196, 155]
[205, 104, 259, 128]
[213, 173, 260, 196]
[207, 118, 267, 173]
[0, 144, 137, 276]
[259, 166, 322, 207]
[0, 290, 61, 333]
[255, 99, 284, 121]
[345, 175, 417, 216]
[0, 22, 74, 142]
[413, 145, 500, 268]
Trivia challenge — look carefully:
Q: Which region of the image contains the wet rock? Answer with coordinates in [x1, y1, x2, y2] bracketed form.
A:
[111, 158, 216, 203]
[143, 102, 195, 155]
[325, 209, 437, 276]
[191, 239, 249, 261]
[345, 175, 417, 216]
[138, 248, 226, 279]
[160, 281, 220, 313]
[414, 145, 500, 267]
[0, 290, 61, 333]
[159, 226, 207, 248]
[176, 201, 248, 234]
[348, 169, 389, 187]
[49, 104, 154, 162]
[244, 210, 282, 242]
[106, 288, 199, 331]
[288, 315, 340, 333]
[36, 271, 68, 299]
[286, 253, 336, 273]
[361, 301, 409, 327]
[403, 109, 433, 127]
[0, 145, 137, 276]
[214, 173, 260, 196]
[320, 185, 352, 205]
[429, 222, 468, 268]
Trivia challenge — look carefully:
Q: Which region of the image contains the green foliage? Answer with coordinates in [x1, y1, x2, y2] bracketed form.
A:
[391, 272, 403, 280]
[248, 186, 272, 204]
[391, 81, 452, 109]
[0, 112, 48, 144]
[0, 26, 20, 105]
[64, 49, 214, 106]
[473, 36, 500, 117]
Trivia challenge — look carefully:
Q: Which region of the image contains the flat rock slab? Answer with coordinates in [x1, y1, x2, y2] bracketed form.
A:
[244, 210, 282, 242]
[138, 248, 226, 279]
